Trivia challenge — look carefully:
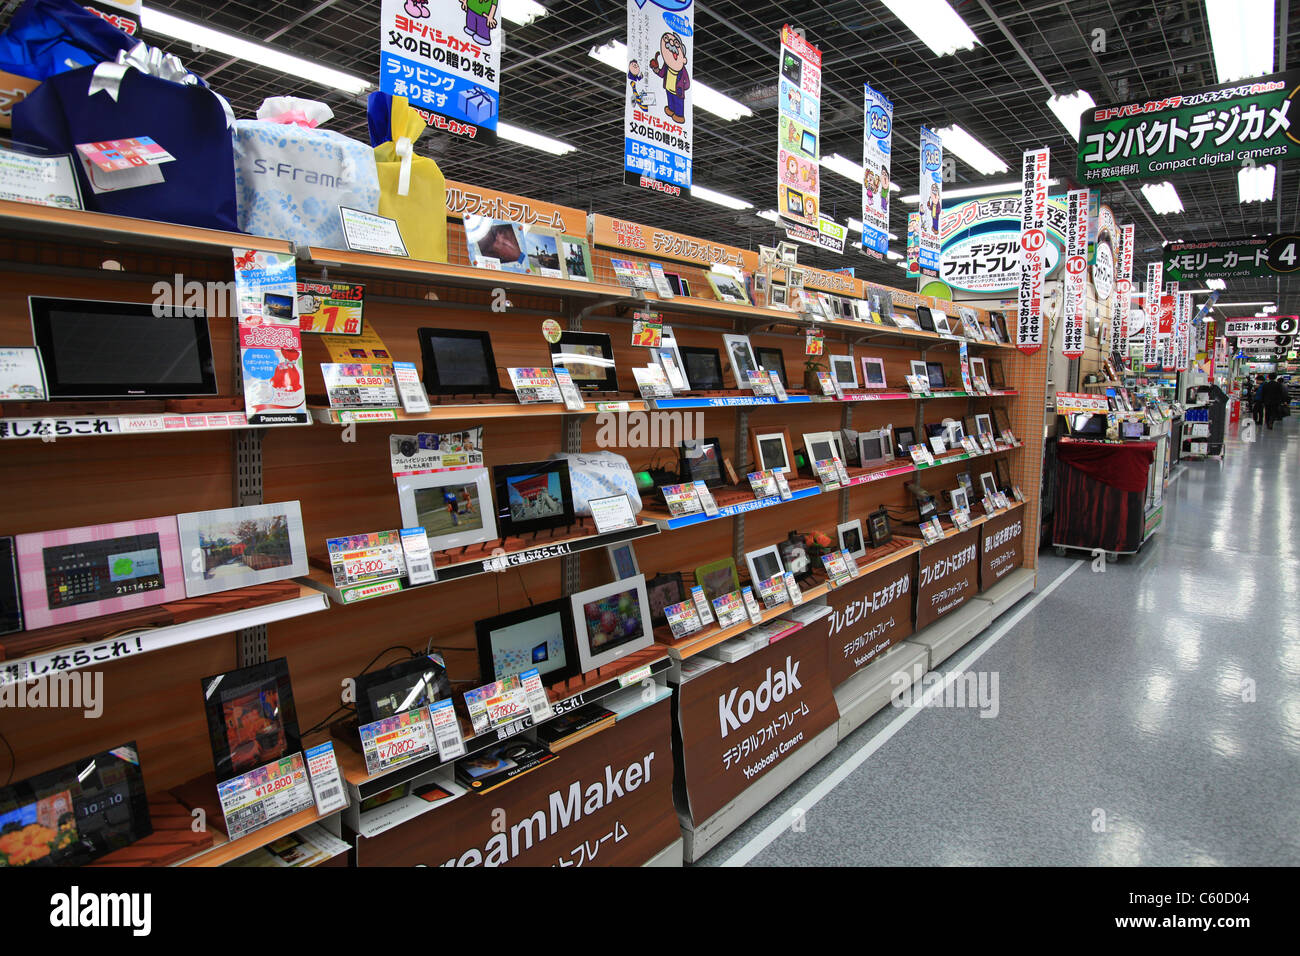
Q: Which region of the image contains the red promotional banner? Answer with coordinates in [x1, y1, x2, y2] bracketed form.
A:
[1016, 147, 1050, 354]
[1112, 223, 1135, 349]
[1062, 187, 1088, 358]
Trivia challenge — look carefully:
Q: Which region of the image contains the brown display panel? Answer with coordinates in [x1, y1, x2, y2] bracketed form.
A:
[914, 526, 981, 629]
[825, 544, 918, 687]
[676, 623, 838, 825]
[353, 700, 678, 867]
[979, 505, 1027, 590]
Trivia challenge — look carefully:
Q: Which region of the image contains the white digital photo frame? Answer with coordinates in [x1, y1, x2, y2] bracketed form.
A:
[829, 354, 858, 389]
[837, 519, 866, 559]
[397, 467, 498, 552]
[860, 356, 887, 389]
[570, 574, 653, 673]
[744, 544, 785, 588]
[722, 333, 761, 390]
[176, 501, 308, 597]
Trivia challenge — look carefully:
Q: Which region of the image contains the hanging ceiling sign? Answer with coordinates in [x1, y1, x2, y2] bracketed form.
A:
[937, 193, 1066, 294]
[85, 0, 140, 35]
[1062, 187, 1089, 359]
[1224, 316, 1299, 337]
[1017, 147, 1050, 355]
[1078, 70, 1300, 183]
[777, 25, 822, 228]
[860, 84, 894, 257]
[624, 0, 695, 195]
[1111, 223, 1134, 347]
[1163, 233, 1300, 282]
[917, 126, 943, 277]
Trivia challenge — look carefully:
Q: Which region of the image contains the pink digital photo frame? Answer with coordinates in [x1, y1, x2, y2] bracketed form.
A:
[15, 517, 186, 629]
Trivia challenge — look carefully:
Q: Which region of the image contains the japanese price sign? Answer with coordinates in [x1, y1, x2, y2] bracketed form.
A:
[1111, 223, 1135, 347]
[1062, 187, 1089, 358]
[1017, 147, 1051, 354]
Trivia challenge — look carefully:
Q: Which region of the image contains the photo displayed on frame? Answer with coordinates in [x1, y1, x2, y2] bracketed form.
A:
[680, 437, 726, 487]
[979, 471, 999, 499]
[750, 426, 794, 473]
[560, 234, 594, 281]
[493, 460, 574, 537]
[722, 334, 760, 389]
[860, 356, 887, 389]
[355, 654, 453, 724]
[931, 310, 953, 335]
[867, 508, 892, 548]
[866, 288, 894, 324]
[201, 658, 301, 782]
[974, 413, 994, 436]
[521, 228, 562, 278]
[176, 502, 308, 598]
[475, 600, 578, 686]
[570, 576, 653, 673]
[606, 542, 640, 580]
[969, 356, 988, 389]
[549, 332, 618, 392]
[397, 467, 498, 553]
[464, 215, 529, 273]
[949, 487, 970, 513]
[707, 272, 751, 305]
[645, 571, 686, 628]
[925, 361, 947, 390]
[837, 519, 866, 559]
[695, 557, 740, 604]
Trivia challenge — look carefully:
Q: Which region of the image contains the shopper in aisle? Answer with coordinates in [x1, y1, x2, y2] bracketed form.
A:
[1252, 376, 1267, 426]
[1261, 373, 1289, 430]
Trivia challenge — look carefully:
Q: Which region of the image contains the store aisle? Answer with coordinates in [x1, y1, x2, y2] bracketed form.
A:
[699, 417, 1300, 866]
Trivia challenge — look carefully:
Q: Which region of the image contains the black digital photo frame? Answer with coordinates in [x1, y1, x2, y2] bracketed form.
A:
[201, 658, 302, 782]
[549, 331, 618, 391]
[493, 459, 574, 536]
[645, 571, 686, 628]
[925, 361, 947, 389]
[756, 347, 788, 387]
[417, 327, 506, 396]
[995, 457, 1013, 492]
[680, 437, 725, 487]
[0, 536, 22, 636]
[355, 654, 453, 725]
[867, 508, 892, 548]
[0, 742, 152, 867]
[30, 296, 217, 399]
[915, 306, 936, 332]
[992, 406, 1013, 436]
[678, 346, 725, 391]
[894, 426, 917, 457]
[475, 599, 579, 686]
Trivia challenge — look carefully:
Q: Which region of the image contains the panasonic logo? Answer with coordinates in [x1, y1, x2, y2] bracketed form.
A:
[718, 656, 802, 739]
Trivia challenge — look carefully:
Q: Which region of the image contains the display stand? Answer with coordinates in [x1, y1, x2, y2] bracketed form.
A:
[1052, 439, 1160, 558]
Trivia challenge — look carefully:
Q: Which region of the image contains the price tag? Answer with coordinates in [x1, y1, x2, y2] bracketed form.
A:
[748, 471, 778, 499]
[304, 742, 349, 816]
[618, 665, 653, 688]
[463, 677, 527, 735]
[631, 311, 663, 347]
[994, 492, 1010, 510]
[769, 370, 789, 402]
[772, 468, 793, 500]
[216, 752, 316, 842]
[757, 575, 789, 609]
[518, 668, 555, 724]
[508, 367, 563, 404]
[806, 332, 825, 356]
[842, 549, 861, 578]
[358, 708, 437, 775]
[690, 585, 716, 625]
[920, 519, 943, 544]
[633, 365, 674, 399]
[784, 572, 804, 605]
[392, 361, 431, 414]
[909, 445, 935, 467]
[1012, 485, 1025, 502]
[340, 206, 408, 257]
[962, 436, 980, 455]
[816, 371, 836, 396]
[832, 456, 851, 485]
[741, 586, 764, 624]
[553, 368, 587, 411]
[661, 483, 704, 516]
[664, 599, 704, 639]
[711, 590, 748, 629]
[980, 433, 996, 452]
[981, 496, 997, 516]
[589, 493, 638, 533]
[399, 527, 436, 586]
[693, 481, 720, 516]
[952, 509, 972, 531]
[820, 551, 849, 586]
[928, 436, 947, 456]
[321, 363, 400, 409]
[813, 458, 840, 487]
[427, 699, 466, 761]
[327, 530, 406, 588]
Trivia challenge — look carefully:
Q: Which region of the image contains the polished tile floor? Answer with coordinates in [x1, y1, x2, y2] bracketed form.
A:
[700, 415, 1300, 866]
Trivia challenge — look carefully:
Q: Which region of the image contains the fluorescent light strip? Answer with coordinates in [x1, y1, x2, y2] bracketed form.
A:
[140, 8, 372, 95]
[692, 184, 754, 210]
[500, 0, 549, 25]
[1238, 163, 1276, 203]
[757, 209, 781, 223]
[934, 125, 1008, 175]
[1207, 279, 1227, 290]
[589, 40, 752, 120]
[1216, 301, 1274, 307]
[821, 154, 902, 191]
[901, 178, 1058, 203]
[879, 0, 980, 57]
[496, 121, 576, 155]
[1141, 181, 1184, 215]
[1046, 90, 1095, 142]
[1205, 0, 1275, 83]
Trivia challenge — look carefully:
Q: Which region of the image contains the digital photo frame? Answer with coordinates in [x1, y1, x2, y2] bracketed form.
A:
[989, 359, 1007, 389]
[663, 272, 691, 297]
[678, 346, 725, 391]
[560, 234, 594, 281]
[493, 460, 574, 537]
[708, 273, 751, 305]
[15, 517, 186, 630]
[995, 458, 1013, 492]
[915, 306, 936, 332]
[858, 428, 894, 466]
[909, 359, 929, 382]
[974, 413, 994, 436]
[829, 354, 858, 389]
[838, 519, 866, 560]
[356, 654, 454, 724]
[744, 545, 785, 588]
[695, 557, 740, 604]
[176, 502, 308, 598]
[860, 357, 887, 389]
[969, 356, 988, 388]
[201, 658, 301, 782]
[549, 332, 618, 392]
[465, 216, 528, 272]
[680, 436, 726, 487]
[475, 601, 578, 686]
[867, 508, 892, 548]
[979, 472, 999, 499]
[894, 426, 917, 457]
[750, 426, 795, 473]
[522, 229, 562, 277]
[802, 430, 846, 468]
[925, 361, 947, 389]
[30, 297, 217, 399]
[949, 487, 970, 513]
[993, 406, 1013, 436]
[417, 327, 506, 396]
[645, 571, 686, 629]
[397, 468, 498, 552]
[722, 334, 761, 389]
[570, 575, 654, 673]
[931, 310, 953, 334]
[756, 347, 789, 387]
[606, 541, 640, 580]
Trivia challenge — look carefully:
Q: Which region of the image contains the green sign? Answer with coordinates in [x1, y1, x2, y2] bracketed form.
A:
[1164, 234, 1300, 282]
[1078, 71, 1300, 183]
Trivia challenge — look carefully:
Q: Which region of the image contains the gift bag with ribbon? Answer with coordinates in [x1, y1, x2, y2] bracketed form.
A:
[368, 92, 447, 263]
[11, 41, 238, 230]
[233, 96, 380, 249]
[0, 0, 136, 81]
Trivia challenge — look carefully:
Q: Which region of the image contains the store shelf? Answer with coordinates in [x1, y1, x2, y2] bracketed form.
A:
[902, 499, 1026, 549]
[310, 397, 647, 425]
[305, 245, 631, 301]
[304, 520, 660, 605]
[176, 805, 333, 868]
[663, 538, 921, 662]
[649, 393, 815, 410]
[336, 645, 674, 800]
[0, 400, 311, 441]
[0, 199, 292, 257]
[639, 479, 822, 531]
[0, 582, 329, 682]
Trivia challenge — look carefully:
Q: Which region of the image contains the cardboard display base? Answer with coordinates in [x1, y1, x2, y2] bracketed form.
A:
[679, 724, 838, 863]
[834, 640, 930, 741]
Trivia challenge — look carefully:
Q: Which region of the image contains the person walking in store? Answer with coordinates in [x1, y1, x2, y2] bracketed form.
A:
[1253, 375, 1267, 426]
[1261, 373, 1289, 430]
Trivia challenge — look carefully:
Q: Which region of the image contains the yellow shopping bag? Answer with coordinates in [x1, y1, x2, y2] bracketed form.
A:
[370, 93, 446, 263]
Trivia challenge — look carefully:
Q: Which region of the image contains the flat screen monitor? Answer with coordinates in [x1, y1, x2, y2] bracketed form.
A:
[1071, 413, 1107, 436]
[493, 460, 574, 536]
[417, 327, 504, 395]
[475, 599, 578, 685]
[0, 743, 152, 867]
[30, 297, 217, 399]
[355, 655, 453, 726]
[549, 332, 618, 391]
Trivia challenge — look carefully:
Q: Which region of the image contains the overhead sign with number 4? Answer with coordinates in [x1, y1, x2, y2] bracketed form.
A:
[1164, 234, 1300, 283]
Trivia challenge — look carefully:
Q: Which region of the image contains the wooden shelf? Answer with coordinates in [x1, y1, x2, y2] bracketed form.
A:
[310, 397, 648, 424]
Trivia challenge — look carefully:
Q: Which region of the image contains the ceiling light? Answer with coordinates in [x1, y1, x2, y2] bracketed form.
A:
[1205, 0, 1275, 83]
[879, 0, 980, 57]
[1263, 305, 1278, 313]
[901, 178, 1059, 203]
[1046, 90, 1095, 141]
[1238, 163, 1276, 203]
[496, 122, 576, 155]
[141, 8, 372, 95]
[934, 125, 1009, 175]
[500, 0, 549, 25]
[1207, 279, 1227, 290]
[757, 210, 781, 223]
[1141, 181, 1184, 215]
[887, 250, 903, 260]
[1216, 301, 1274, 307]
[691, 184, 754, 210]
[822, 155, 902, 191]
[588, 40, 752, 120]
